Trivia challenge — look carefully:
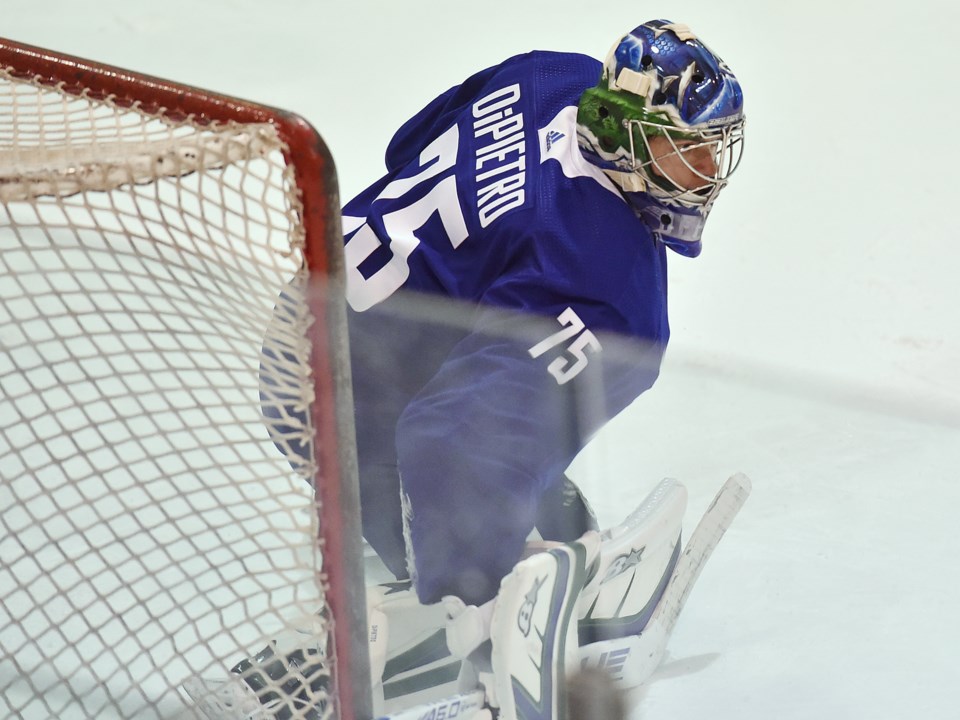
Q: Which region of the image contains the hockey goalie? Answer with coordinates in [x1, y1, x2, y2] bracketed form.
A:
[187, 19, 748, 720]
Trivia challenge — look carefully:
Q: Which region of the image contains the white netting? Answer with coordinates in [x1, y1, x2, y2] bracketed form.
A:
[0, 69, 335, 719]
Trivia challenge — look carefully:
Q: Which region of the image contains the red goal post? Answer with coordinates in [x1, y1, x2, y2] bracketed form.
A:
[0, 38, 371, 720]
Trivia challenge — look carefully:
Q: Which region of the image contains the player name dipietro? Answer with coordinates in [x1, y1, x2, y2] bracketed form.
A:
[471, 83, 527, 228]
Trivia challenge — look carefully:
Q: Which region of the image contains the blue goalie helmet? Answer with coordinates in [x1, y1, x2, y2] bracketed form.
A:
[577, 20, 745, 250]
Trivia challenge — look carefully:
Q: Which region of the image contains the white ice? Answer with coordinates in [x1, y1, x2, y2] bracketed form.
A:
[3, 2, 959, 719]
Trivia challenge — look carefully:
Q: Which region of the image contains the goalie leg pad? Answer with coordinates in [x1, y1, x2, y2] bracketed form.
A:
[488, 532, 599, 720]
[579, 474, 752, 689]
[578, 478, 687, 645]
[367, 582, 463, 715]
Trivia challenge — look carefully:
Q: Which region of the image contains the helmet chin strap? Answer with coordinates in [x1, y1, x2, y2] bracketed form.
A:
[601, 166, 709, 257]
[624, 186, 709, 259]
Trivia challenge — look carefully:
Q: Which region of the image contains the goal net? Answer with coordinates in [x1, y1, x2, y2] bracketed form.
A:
[0, 39, 369, 720]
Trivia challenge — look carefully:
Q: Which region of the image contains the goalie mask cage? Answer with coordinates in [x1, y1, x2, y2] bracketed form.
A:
[0, 39, 372, 720]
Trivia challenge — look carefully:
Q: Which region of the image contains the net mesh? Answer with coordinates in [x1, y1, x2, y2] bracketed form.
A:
[0, 67, 336, 719]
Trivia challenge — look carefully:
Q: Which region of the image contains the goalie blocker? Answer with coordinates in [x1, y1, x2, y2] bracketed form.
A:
[184, 474, 750, 720]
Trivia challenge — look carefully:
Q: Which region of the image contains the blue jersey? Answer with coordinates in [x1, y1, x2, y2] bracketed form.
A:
[342, 51, 670, 604]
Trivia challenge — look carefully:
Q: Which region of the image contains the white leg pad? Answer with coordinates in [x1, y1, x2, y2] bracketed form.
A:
[579, 478, 687, 642]
[488, 532, 600, 720]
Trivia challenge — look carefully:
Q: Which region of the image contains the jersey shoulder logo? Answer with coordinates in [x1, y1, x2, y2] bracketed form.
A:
[545, 129, 565, 151]
[538, 106, 620, 198]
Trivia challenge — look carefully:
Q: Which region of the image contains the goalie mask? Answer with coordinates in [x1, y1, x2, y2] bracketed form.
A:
[577, 20, 745, 256]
